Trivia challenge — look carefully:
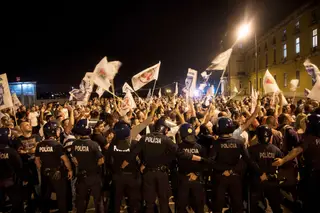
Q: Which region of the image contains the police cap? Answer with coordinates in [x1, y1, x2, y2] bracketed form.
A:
[114, 121, 131, 140]
[0, 128, 10, 145]
[43, 121, 59, 138]
[179, 123, 196, 143]
[72, 119, 92, 136]
[154, 116, 170, 134]
[306, 113, 320, 137]
[256, 125, 272, 144]
[214, 117, 234, 135]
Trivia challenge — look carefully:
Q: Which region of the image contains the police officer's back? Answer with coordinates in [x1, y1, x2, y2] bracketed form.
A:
[71, 119, 104, 213]
[35, 121, 73, 213]
[0, 128, 25, 213]
[248, 125, 283, 213]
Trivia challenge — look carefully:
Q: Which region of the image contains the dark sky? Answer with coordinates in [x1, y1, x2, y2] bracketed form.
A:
[1, 0, 306, 93]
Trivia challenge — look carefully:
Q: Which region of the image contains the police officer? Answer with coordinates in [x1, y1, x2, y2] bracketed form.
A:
[248, 125, 283, 213]
[35, 121, 73, 213]
[176, 123, 206, 213]
[209, 117, 259, 213]
[273, 113, 320, 212]
[122, 117, 203, 213]
[0, 128, 25, 213]
[107, 121, 141, 213]
[71, 119, 104, 213]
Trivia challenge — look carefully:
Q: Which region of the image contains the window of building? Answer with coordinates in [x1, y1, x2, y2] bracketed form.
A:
[284, 73, 288, 87]
[296, 70, 300, 86]
[265, 53, 268, 67]
[273, 48, 276, 63]
[313, 29, 318, 47]
[311, 10, 317, 23]
[295, 37, 300, 54]
[283, 43, 287, 58]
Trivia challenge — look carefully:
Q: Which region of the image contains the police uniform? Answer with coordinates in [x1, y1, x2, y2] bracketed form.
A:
[248, 125, 283, 213]
[107, 121, 141, 213]
[129, 117, 197, 213]
[35, 121, 70, 213]
[209, 117, 259, 213]
[0, 128, 25, 213]
[71, 119, 104, 213]
[176, 123, 206, 213]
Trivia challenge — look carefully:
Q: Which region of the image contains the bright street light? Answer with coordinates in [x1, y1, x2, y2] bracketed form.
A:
[237, 23, 251, 39]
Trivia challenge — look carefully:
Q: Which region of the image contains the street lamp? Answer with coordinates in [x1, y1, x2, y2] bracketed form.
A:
[237, 22, 258, 91]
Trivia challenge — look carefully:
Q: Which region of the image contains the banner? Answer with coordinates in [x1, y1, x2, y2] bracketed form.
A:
[119, 91, 137, 116]
[122, 82, 134, 93]
[263, 69, 280, 94]
[183, 68, 197, 97]
[290, 79, 299, 92]
[206, 48, 233, 71]
[0, 74, 13, 110]
[92, 57, 121, 91]
[69, 89, 86, 101]
[307, 76, 320, 102]
[303, 59, 320, 84]
[12, 93, 22, 110]
[96, 86, 105, 98]
[131, 61, 161, 91]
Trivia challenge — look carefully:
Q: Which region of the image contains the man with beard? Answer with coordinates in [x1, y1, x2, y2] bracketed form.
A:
[13, 121, 42, 212]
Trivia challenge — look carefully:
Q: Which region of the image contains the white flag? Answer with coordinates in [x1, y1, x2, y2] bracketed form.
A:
[0, 74, 13, 110]
[304, 88, 311, 96]
[122, 82, 134, 93]
[183, 68, 197, 97]
[290, 79, 299, 92]
[304, 59, 320, 84]
[158, 88, 162, 98]
[96, 87, 105, 98]
[201, 71, 211, 81]
[263, 69, 280, 94]
[207, 48, 233, 71]
[12, 93, 22, 110]
[79, 72, 94, 103]
[146, 89, 151, 99]
[233, 86, 239, 93]
[131, 62, 161, 91]
[174, 82, 178, 96]
[307, 76, 320, 102]
[119, 92, 137, 116]
[69, 89, 86, 101]
[199, 83, 206, 91]
[92, 57, 121, 91]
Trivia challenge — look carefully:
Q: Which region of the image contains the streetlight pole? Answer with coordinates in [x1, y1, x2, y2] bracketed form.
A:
[255, 33, 258, 90]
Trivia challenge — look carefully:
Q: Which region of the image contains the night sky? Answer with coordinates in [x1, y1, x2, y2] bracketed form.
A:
[1, 0, 306, 93]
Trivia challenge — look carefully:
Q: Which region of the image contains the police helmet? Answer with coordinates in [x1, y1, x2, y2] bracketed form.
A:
[256, 125, 272, 144]
[154, 117, 170, 134]
[214, 117, 234, 135]
[114, 121, 131, 140]
[305, 113, 320, 137]
[43, 121, 59, 138]
[0, 128, 10, 145]
[179, 123, 196, 143]
[72, 119, 92, 136]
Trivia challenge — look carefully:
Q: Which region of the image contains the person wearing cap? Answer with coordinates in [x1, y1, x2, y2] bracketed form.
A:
[0, 128, 25, 213]
[176, 123, 206, 213]
[34, 121, 73, 213]
[122, 116, 204, 213]
[209, 117, 260, 213]
[106, 120, 141, 213]
[248, 125, 283, 213]
[71, 119, 104, 213]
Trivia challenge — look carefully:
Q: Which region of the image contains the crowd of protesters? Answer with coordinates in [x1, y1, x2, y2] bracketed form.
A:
[1, 91, 320, 213]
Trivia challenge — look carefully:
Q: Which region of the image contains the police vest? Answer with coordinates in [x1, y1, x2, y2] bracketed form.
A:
[113, 145, 130, 152]
[39, 146, 54, 153]
[145, 136, 162, 144]
[75, 145, 89, 152]
[0, 152, 9, 159]
[183, 148, 199, 154]
[221, 143, 237, 149]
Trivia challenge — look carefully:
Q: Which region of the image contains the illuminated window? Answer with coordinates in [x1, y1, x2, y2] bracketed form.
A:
[295, 37, 300, 54]
[313, 29, 318, 47]
[283, 44, 287, 58]
[284, 73, 288, 87]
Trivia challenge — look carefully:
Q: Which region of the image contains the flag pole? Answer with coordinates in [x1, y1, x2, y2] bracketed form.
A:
[151, 80, 157, 97]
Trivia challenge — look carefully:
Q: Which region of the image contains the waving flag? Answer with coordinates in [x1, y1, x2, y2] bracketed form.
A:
[158, 88, 162, 98]
[304, 59, 320, 84]
[201, 71, 211, 82]
[146, 89, 151, 99]
[122, 82, 134, 93]
[233, 86, 239, 93]
[12, 93, 22, 110]
[174, 82, 178, 96]
[290, 79, 299, 92]
[131, 62, 161, 91]
[207, 48, 233, 71]
[119, 91, 137, 116]
[183, 68, 198, 97]
[92, 57, 121, 91]
[0, 74, 13, 110]
[96, 87, 105, 98]
[307, 76, 320, 102]
[263, 69, 280, 94]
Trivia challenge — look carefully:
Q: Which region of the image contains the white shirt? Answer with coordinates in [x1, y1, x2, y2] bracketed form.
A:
[28, 111, 39, 127]
[232, 126, 249, 146]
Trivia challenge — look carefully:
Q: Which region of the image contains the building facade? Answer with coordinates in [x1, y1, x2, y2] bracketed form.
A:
[226, 1, 320, 97]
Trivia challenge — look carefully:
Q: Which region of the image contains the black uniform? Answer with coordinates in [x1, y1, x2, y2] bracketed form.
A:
[0, 144, 24, 213]
[107, 139, 141, 213]
[35, 139, 68, 213]
[71, 138, 104, 213]
[177, 140, 206, 213]
[248, 143, 283, 213]
[209, 137, 258, 213]
[130, 132, 194, 213]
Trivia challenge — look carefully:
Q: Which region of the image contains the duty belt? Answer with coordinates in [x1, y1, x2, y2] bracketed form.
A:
[146, 165, 169, 173]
